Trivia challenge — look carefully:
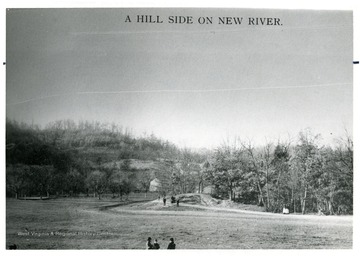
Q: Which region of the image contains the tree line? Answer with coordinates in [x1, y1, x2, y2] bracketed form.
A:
[204, 130, 353, 214]
[6, 119, 352, 214]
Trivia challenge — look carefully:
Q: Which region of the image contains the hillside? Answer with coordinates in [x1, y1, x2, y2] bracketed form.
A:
[6, 119, 207, 198]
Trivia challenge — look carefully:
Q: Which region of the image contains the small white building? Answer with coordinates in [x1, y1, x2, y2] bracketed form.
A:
[202, 185, 215, 194]
[195, 184, 215, 194]
[149, 178, 161, 192]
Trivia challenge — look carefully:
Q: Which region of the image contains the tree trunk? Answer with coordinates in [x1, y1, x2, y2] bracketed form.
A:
[257, 182, 264, 206]
[198, 181, 202, 193]
[301, 187, 307, 215]
[301, 199, 305, 215]
[328, 199, 334, 215]
[266, 183, 270, 210]
[292, 188, 295, 214]
[276, 171, 282, 210]
[266, 169, 270, 211]
[228, 182, 233, 201]
[328, 190, 335, 215]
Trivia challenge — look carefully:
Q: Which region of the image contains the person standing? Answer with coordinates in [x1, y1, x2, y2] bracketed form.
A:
[167, 238, 176, 249]
[146, 237, 153, 249]
[163, 196, 166, 206]
[153, 239, 160, 249]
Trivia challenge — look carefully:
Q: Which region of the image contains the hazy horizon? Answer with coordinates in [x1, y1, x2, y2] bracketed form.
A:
[6, 8, 353, 149]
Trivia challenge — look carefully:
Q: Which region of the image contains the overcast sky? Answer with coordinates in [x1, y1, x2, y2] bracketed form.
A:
[6, 8, 353, 148]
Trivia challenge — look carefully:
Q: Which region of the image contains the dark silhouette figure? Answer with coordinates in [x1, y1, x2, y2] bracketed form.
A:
[167, 238, 176, 249]
[163, 197, 166, 206]
[153, 239, 160, 249]
[9, 244, 17, 250]
[171, 196, 176, 204]
[146, 237, 153, 249]
[176, 199, 180, 207]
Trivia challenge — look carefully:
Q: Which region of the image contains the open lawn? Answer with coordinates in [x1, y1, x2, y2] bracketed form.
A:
[6, 197, 352, 249]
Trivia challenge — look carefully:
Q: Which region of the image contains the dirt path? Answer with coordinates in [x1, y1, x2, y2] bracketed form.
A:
[110, 201, 352, 225]
[179, 203, 352, 221]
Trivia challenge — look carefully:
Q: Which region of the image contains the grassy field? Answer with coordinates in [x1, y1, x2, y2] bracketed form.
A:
[6, 197, 352, 249]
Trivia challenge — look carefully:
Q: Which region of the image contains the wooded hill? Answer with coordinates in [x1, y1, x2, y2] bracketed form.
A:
[6, 119, 207, 199]
[6, 119, 353, 215]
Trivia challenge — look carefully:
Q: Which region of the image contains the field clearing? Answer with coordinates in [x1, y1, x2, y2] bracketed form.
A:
[6, 197, 352, 249]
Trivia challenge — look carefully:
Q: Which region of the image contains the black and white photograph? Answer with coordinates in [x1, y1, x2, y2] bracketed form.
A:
[3, 2, 356, 252]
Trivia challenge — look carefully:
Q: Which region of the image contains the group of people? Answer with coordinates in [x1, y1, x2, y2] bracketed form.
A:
[160, 196, 180, 207]
[146, 237, 176, 249]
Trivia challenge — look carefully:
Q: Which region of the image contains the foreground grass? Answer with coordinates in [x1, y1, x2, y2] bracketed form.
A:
[6, 198, 352, 249]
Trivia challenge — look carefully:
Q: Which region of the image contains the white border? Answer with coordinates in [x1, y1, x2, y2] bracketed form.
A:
[1, 1, 358, 258]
